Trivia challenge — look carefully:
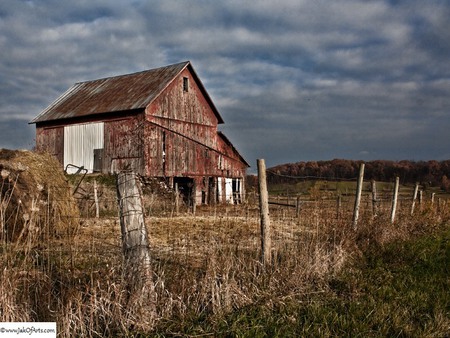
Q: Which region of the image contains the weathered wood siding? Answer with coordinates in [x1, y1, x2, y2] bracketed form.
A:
[144, 68, 246, 178]
[216, 136, 247, 178]
[35, 126, 64, 165]
[104, 114, 144, 174]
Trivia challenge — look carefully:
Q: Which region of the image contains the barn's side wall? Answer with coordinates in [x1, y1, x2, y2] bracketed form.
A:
[103, 114, 144, 174]
[144, 68, 246, 177]
[145, 68, 220, 177]
[216, 135, 247, 178]
[144, 68, 248, 204]
[35, 111, 145, 174]
[35, 126, 64, 164]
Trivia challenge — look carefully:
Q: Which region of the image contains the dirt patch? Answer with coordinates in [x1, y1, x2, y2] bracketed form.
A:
[0, 149, 79, 242]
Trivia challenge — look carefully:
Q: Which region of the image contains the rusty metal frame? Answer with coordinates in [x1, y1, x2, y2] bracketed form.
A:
[65, 164, 88, 195]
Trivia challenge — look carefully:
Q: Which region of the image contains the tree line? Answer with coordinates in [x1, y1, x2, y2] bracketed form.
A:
[262, 159, 450, 191]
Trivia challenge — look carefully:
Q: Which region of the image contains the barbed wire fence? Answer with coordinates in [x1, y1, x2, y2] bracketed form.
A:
[2, 157, 448, 260]
[1, 153, 450, 335]
[264, 165, 449, 222]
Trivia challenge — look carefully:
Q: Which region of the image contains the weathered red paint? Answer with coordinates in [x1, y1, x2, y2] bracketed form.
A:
[31, 62, 248, 204]
[35, 126, 64, 164]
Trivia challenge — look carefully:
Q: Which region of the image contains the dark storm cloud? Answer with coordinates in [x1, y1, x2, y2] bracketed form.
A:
[0, 0, 449, 167]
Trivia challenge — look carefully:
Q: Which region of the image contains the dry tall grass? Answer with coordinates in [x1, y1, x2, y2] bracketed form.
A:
[1, 170, 449, 336]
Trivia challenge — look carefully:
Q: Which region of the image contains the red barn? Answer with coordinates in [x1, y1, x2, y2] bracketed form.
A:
[30, 61, 249, 205]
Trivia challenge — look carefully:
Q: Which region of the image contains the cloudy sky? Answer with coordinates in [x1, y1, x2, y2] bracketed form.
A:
[1, 0, 449, 169]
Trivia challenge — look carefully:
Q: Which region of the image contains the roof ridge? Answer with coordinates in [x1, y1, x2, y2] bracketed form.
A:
[76, 61, 190, 84]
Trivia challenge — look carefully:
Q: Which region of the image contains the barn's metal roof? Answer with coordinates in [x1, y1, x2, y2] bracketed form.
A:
[30, 61, 224, 124]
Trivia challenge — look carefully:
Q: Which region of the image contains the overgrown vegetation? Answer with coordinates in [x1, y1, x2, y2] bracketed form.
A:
[162, 224, 448, 337]
[1, 156, 449, 337]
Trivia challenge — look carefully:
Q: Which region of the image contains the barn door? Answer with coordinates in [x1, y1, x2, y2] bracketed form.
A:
[64, 122, 104, 173]
[93, 148, 104, 172]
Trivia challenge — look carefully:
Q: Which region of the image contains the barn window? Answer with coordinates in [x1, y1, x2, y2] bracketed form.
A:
[183, 77, 189, 92]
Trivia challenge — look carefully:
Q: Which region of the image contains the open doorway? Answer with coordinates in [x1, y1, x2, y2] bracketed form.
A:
[173, 177, 195, 208]
[232, 178, 242, 204]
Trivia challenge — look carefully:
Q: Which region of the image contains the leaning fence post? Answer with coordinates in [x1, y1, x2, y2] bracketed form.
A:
[257, 159, 271, 268]
[410, 182, 419, 216]
[116, 171, 154, 314]
[352, 163, 365, 229]
[391, 177, 400, 224]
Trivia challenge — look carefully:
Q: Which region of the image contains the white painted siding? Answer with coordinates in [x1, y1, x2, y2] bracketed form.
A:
[217, 177, 223, 200]
[218, 177, 243, 204]
[225, 178, 233, 203]
[218, 177, 233, 203]
[64, 122, 104, 173]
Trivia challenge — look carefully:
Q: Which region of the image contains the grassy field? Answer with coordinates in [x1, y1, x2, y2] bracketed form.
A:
[1, 176, 449, 337]
[267, 179, 449, 199]
[156, 224, 449, 337]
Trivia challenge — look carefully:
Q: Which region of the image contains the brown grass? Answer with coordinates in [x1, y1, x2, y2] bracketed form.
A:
[0, 149, 79, 241]
[1, 161, 449, 336]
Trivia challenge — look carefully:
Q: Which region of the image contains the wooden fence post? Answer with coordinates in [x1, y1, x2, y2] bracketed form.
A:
[116, 171, 153, 313]
[371, 180, 378, 218]
[174, 182, 179, 215]
[191, 181, 196, 215]
[419, 190, 423, 211]
[93, 179, 100, 218]
[257, 159, 271, 268]
[352, 163, 365, 229]
[336, 194, 342, 220]
[391, 177, 400, 224]
[411, 182, 419, 216]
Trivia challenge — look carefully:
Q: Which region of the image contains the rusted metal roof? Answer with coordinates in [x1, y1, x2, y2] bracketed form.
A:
[30, 61, 224, 124]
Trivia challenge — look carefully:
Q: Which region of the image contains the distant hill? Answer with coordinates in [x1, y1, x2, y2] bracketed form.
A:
[265, 159, 450, 191]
